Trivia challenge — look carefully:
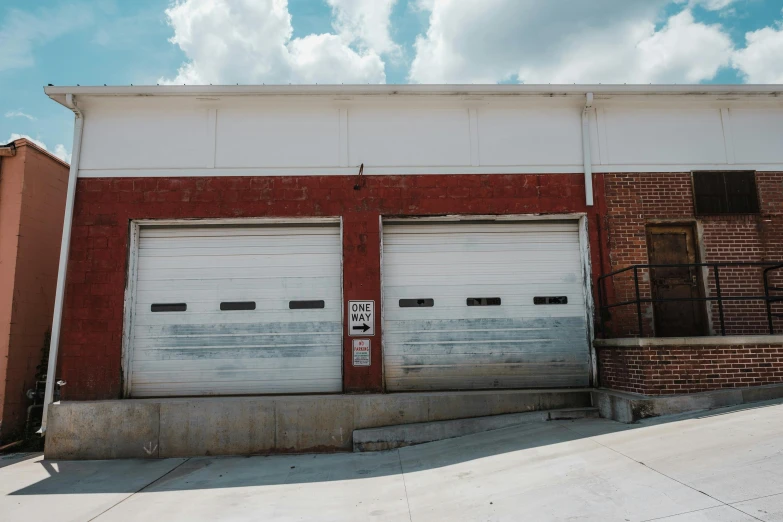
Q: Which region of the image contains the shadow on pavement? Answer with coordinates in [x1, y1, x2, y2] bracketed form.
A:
[6, 398, 782, 496]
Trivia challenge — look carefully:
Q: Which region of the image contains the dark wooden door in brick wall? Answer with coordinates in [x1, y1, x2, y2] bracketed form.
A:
[647, 225, 708, 337]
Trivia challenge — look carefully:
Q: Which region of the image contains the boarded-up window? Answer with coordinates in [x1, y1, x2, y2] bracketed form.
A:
[692, 172, 759, 215]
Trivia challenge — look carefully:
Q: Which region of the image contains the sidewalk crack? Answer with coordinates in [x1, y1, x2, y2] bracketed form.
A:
[397, 449, 414, 522]
[87, 458, 191, 521]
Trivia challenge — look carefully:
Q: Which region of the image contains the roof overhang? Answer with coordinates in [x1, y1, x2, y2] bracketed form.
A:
[44, 84, 783, 108]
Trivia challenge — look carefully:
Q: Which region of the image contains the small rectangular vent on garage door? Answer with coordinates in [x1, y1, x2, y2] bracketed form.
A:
[289, 300, 326, 309]
[533, 296, 568, 305]
[150, 303, 187, 312]
[466, 297, 501, 306]
[399, 298, 434, 307]
[220, 301, 256, 311]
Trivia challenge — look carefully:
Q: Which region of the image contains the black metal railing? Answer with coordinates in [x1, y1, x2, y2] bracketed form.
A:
[598, 262, 783, 338]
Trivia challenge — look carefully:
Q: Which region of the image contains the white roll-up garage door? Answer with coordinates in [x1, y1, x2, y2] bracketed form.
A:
[382, 220, 590, 391]
[127, 223, 342, 397]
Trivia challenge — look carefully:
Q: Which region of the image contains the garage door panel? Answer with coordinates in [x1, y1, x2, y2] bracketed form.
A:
[383, 306, 586, 322]
[131, 378, 341, 397]
[133, 310, 339, 327]
[384, 321, 587, 345]
[141, 226, 338, 237]
[384, 273, 582, 286]
[382, 222, 578, 234]
[135, 295, 341, 310]
[384, 251, 580, 267]
[384, 283, 583, 297]
[385, 368, 588, 391]
[133, 355, 339, 370]
[382, 221, 590, 391]
[134, 320, 341, 338]
[129, 224, 342, 397]
[136, 292, 341, 306]
[133, 346, 342, 362]
[140, 239, 340, 252]
[136, 276, 341, 295]
[134, 331, 343, 349]
[385, 351, 588, 366]
[385, 316, 583, 331]
[132, 366, 341, 383]
[385, 335, 588, 349]
[384, 361, 588, 377]
[137, 266, 339, 281]
[138, 253, 341, 271]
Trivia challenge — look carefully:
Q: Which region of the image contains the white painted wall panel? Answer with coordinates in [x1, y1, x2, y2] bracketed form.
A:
[349, 107, 471, 166]
[478, 108, 583, 166]
[603, 108, 727, 165]
[129, 224, 342, 397]
[382, 221, 590, 392]
[80, 107, 212, 170]
[731, 108, 783, 164]
[73, 96, 783, 176]
[216, 107, 340, 168]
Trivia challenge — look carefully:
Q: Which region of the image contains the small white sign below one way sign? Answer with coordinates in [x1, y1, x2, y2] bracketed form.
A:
[348, 300, 375, 336]
[352, 339, 371, 366]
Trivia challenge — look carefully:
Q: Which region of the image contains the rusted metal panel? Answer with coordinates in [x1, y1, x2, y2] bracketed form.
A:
[128, 224, 342, 397]
[646, 225, 708, 337]
[382, 221, 590, 391]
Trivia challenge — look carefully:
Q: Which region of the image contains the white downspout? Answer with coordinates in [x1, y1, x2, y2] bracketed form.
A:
[40, 93, 84, 434]
[582, 92, 594, 206]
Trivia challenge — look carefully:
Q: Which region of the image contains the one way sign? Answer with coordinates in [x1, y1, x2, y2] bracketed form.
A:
[348, 300, 375, 336]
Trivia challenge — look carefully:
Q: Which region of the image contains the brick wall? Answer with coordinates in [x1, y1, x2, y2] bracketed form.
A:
[602, 172, 783, 338]
[0, 141, 68, 442]
[58, 173, 601, 400]
[596, 343, 783, 395]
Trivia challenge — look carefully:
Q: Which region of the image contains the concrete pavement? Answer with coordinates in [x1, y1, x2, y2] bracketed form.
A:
[2, 399, 782, 521]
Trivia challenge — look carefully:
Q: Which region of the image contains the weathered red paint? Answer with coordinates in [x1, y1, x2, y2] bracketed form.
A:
[58, 173, 601, 400]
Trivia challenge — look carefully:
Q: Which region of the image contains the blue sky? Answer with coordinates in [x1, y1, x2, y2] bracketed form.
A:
[1, 0, 782, 161]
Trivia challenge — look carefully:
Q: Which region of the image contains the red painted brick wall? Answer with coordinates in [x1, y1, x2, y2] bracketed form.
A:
[58, 173, 602, 400]
[602, 172, 783, 338]
[596, 343, 783, 395]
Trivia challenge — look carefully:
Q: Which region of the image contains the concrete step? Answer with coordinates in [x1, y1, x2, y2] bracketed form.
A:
[353, 407, 600, 452]
[548, 407, 601, 421]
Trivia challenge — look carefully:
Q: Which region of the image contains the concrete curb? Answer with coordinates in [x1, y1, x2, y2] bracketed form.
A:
[593, 383, 783, 423]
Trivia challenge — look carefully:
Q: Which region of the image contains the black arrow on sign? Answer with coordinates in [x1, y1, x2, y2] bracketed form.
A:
[352, 323, 370, 332]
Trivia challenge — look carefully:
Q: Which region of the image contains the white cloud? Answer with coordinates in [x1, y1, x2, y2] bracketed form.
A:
[326, 0, 400, 55]
[685, 0, 736, 10]
[409, 1, 733, 84]
[161, 0, 386, 85]
[6, 134, 71, 163]
[0, 5, 93, 71]
[54, 144, 73, 164]
[733, 12, 783, 83]
[4, 110, 36, 121]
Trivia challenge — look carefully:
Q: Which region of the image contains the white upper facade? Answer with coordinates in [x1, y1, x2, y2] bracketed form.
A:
[45, 85, 783, 178]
